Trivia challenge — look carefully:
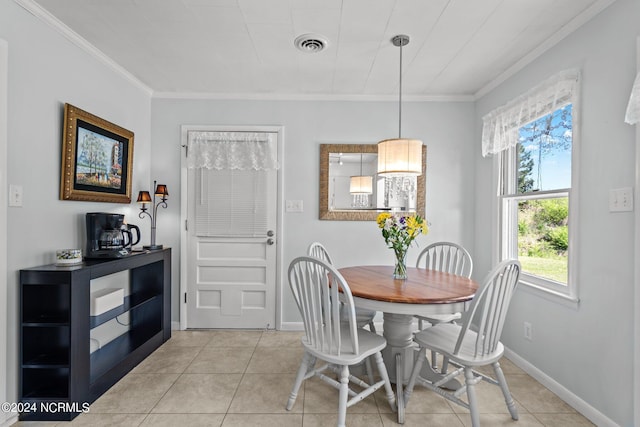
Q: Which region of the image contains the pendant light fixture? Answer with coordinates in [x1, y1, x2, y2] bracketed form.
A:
[377, 35, 423, 177]
[349, 153, 373, 194]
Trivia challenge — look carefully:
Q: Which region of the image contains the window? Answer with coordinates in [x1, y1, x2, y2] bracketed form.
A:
[483, 70, 579, 301]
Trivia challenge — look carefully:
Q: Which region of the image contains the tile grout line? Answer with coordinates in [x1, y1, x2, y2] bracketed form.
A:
[137, 334, 210, 424]
[221, 330, 263, 422]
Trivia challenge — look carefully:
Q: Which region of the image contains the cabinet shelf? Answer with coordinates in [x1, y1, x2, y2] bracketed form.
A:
[22, 320, 69, 327]
[90, 326, 161, 384]
[23, 351, 70, 367]
[21, 368, 70, 398]
[90, 292, 161, 329]
[19, 249, 171, 421]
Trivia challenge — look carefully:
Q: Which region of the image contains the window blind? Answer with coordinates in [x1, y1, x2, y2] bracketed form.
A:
[195, 168, 268, 237]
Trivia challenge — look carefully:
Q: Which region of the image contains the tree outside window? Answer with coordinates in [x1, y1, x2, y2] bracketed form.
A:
[507, 104, 572, 286]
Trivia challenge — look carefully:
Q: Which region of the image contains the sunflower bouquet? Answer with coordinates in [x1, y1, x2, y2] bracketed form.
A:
[376, 212, 428, 279]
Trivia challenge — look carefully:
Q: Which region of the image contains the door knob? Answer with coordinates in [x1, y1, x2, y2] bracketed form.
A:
[267, 238, 275, 245]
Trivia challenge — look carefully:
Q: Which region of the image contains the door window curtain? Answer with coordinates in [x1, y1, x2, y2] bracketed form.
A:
[625, 72, 640, 125]
[186, 131, 279, 170]
[186, 131, 278, 237]
[481, 69, 580, 157]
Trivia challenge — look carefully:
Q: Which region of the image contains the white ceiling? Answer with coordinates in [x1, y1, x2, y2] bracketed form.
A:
[22, 0, 616, 100]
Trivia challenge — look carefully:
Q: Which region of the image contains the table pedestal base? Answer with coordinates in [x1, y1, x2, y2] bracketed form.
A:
[381, 312, 462, 423]
[381, 313, 415, 383]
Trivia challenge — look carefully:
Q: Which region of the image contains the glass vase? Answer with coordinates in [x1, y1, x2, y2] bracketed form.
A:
[393, 250, 408, 280]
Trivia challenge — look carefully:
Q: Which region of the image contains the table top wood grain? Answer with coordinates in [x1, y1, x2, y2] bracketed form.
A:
[338, 265, 478, 306]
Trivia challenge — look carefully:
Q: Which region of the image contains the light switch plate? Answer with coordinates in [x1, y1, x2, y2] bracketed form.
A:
[609, 187, 633, 212]
[285, 200, 303, 212]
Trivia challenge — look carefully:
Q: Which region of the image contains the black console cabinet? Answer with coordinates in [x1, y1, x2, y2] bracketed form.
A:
[19, 249, 171, 421]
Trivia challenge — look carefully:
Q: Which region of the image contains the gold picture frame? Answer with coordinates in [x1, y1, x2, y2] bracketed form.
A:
[319, 143, 426, 221]
[60, 103, 134, 203]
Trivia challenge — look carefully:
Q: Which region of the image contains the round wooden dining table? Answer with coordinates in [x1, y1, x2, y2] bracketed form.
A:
[338, 265, 479, 423]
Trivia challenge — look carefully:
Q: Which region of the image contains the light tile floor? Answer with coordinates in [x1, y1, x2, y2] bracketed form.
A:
[13, 330, 595, 427]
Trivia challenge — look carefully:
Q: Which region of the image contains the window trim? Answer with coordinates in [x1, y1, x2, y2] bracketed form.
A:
[492, 85, 581, 305]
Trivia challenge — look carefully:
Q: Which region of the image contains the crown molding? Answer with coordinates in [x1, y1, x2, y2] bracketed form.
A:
[152, 91, 474, 103]
[15, 0, 153, 97]
[474, 0, 618, 100]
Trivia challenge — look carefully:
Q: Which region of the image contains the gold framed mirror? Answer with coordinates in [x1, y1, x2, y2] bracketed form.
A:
[319, 143, 426, 221]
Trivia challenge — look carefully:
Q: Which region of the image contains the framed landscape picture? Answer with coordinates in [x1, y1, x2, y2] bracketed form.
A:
[60, 103, 134, 203]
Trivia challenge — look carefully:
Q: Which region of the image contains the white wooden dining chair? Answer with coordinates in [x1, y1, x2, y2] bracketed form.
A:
[286, 256, 397, 427]
[415, 241, 473, 372]
[308, 242, 377, 333]
[403, 259, 521, 427]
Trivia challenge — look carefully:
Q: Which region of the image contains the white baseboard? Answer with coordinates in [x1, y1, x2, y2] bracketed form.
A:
[504, 347, 618, 427]
[278, 321, 387, 332]
[171, 321, 181, 330]
[279, 321, 304, 331]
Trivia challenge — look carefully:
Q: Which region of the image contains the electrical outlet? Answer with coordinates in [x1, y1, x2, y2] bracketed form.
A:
[524, 321, 533, 341]
[9, 184, 23, 207]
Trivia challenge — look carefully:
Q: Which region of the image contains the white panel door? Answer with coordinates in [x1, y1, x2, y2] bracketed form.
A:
[186, 134, 277, 329]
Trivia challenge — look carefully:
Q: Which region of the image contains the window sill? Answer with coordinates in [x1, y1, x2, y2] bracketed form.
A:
[518, 279, 580, 310]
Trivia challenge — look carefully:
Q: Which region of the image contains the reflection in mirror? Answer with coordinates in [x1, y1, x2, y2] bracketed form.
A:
[329, 152, 377, 209]
[320, 144, 426, 221]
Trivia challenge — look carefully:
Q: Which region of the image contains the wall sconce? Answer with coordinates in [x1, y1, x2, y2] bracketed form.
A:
[137, 180, 168, 250]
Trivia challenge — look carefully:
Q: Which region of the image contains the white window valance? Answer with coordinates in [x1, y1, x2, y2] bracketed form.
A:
[187, 131, 279, 170]
[482, 69, 580, 157]
[625, 72, 640, 125]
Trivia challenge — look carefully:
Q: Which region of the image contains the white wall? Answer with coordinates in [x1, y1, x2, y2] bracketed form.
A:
[0, 1, 152, 410]
[151, 99, 476, 322]
[1, 38, 9, 427]
[475, 0, 638, 425]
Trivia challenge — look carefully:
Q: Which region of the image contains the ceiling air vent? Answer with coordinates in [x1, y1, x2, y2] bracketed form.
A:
[294, 34, 329, 53]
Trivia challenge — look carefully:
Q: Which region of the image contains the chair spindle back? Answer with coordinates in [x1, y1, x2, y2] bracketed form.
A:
[288, 256, 359, 356]
[416, 242, 473, 278]
[454, 260, 521, 357]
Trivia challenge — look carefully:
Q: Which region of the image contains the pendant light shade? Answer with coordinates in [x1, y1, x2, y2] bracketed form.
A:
[350, 153, 373, 194]
[377, 138, 422, 177]
[349, 175, 373, 194]
[377, 35, 423, 177]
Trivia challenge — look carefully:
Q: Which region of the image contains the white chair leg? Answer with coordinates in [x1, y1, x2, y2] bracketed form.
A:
[464, 367, 480, 427]
[364, 356, 375, 385]
[373, 351, 397, 411]
[337, 365, 349, 427]
[430, 350, 438, 371]
[441, 355, 450, 374]
[286, 351, 311, 411]
[403, 347, 426, 406]
[493, 361, 518, 420]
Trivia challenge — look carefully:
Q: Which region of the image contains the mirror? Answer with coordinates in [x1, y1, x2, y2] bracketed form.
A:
[319, 144, 426, 221]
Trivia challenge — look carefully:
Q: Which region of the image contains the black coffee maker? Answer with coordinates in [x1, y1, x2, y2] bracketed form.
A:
[85, 212, 140, 259]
